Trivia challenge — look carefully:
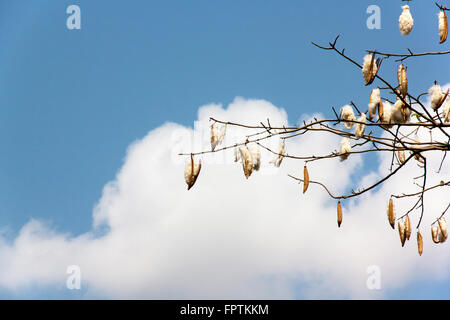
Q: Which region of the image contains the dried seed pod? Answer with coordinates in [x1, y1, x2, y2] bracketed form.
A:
[368, 88, 381, 120]
[362, 53, 379, 86]
[339, 138, 351, 161]
[417, 231, 423, 256]
[234, 147, 241, 162]
[405, 215, 411, 240]
[429, 84, 447, 111]
[399, 5, 414, 35]
[438, 217, 448, 241]
[337, 201, 343, 228]
[248, 144, 261, 171]
[398, 150, 406, 164]
[377, 100, 384, 120]
[184, 154, 202, 190]
[438, 228, 446, 243]
[303, 165, 309, 194]
[439, 10, 448, 44]
[387, 198, 395, 229]
[210, 123, 227, 151]
[397, 64, 408, 97]
[392, 100, 406, 124]
[432, 225, 440, 244]
[380, 101, 393, 128]
[340, 105, 356, 129]
[239, 146, 253, 179]
[354, 113, 366, 139]
[398, 220, 406, 247]
[270, 141, 286, 167]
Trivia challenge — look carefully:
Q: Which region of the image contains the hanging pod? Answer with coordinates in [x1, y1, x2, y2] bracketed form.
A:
[303, 165, 309, 194]
[270, 141, 286, 167]
[184, 154, 202, 190]
[431, 225, 440, 244]
[340, 105, 356, 129]
[439, 10, 448, 44]
[362, 53, 380, 86]
[387, 198, 395, 229]
[398, 220, 406, 247]
[210, 123, 227, 151]
[239, 146, 253, 179]
[248, 144, 261, 171]
[417, 231, 423, 256]
[354, 113, 367, 139]
[337, 201, 343, 228]
[429, 84, 448, 111]
[438, 217, 448, 241]
[339, 138, 351, 161]
[399, 5, 414, 35]
[405, 215, 412, 241]
[368, 88, 381, 120]
[397, 64, 408, 98]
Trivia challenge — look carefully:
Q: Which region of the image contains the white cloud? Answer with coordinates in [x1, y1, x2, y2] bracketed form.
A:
[0, 96, 449, 299]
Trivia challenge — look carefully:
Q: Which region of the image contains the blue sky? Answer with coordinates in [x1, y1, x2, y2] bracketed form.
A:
[0, 0, 449, 299]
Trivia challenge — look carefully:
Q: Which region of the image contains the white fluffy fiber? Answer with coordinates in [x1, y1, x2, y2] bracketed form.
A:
[248, 144, 261, 171]
[368, 88, 381, 120]
[429, 84, 443, 110]
[270, 141, 285, 167]
[354, 113, 366, 139]
[391, 100, 409, 124]
[340, 105, 356, 129]
[399, 5, 414, 35]
[339, 138, 351, 161]
[211, 123, 227, 151]
[381, 101, 393, 126]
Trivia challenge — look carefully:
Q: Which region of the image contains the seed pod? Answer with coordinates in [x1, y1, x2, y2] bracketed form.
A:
[397, 64, 408, 97]
[432, 225, 440, 244]
[387, 198, 396, 229]
[184, 154, 202, 190]
[399, 5, 414, 35]
[439, 10, 448, 44]
[210, 123, 227, 151]
[398, 220, 406, 247]
[429, 84, 448, 111]
[368, 88, 381, 120]
[270, 141, 285, 167]
[354, 113, 366, 139]
[398, 150, 406, 164]
[248, 144, 261, 171]
[417, 231, 423, 256]
[234, 147, 241, 162]
[362, 53, 379, 86]
[377, 100, 383, 119]
[340, 105, 356, 129]
[438, 228, 446, 243]
[337, 201, 343, 228]
[438, 217, 448, 241]
[239, 146, 253, 179]
[339, 138, 352, 161]
[303, 165, 309, 194]
[405, 215, 412, 240]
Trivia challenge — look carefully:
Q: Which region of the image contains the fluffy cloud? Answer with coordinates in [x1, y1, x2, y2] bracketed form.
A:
[0, 95, 449, 299]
